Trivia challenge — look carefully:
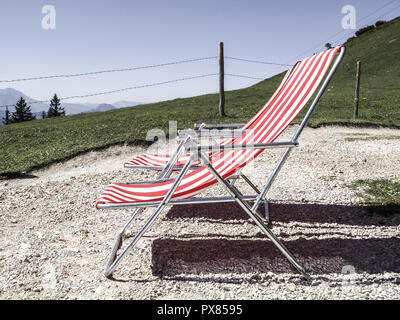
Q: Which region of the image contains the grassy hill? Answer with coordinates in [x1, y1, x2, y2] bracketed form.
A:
[1, 17, 399, 177]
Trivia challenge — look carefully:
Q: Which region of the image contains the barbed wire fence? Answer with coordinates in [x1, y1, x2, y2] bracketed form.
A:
[0, 58, 291, 114]
[0, 2, 399, 113]
[0, 55, 286, 110]
[1, 45, 396, 111]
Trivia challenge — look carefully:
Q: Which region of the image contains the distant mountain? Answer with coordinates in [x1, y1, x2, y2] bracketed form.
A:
[63, 102, 96, 115]
[0, 87, 37, 109]
[112, 100, 143, 108]
[0, 88, 144, 125]
[0, 88, 94, 115]
[87, 103, 116, 113]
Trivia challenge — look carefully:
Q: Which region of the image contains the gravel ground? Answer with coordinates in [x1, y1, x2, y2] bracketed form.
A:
[0, 125, 399, 300]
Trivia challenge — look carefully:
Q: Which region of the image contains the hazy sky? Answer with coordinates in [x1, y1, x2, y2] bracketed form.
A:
[0, 0, 399, 104]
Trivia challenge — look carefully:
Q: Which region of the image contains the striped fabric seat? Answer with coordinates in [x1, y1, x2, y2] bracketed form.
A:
[124, 153, 198, 168]
[123, 62, 297, 169]
[96, 46, 342, 208]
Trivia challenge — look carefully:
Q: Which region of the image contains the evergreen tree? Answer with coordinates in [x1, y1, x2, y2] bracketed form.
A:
[2, 106, 10, 125]
[41, 110, 47, 119]
[47, 94, 65, 117]
[10, 97, 36, 123]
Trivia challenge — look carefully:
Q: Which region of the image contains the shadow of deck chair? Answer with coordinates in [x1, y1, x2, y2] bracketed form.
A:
[123, 63, 298, 172]
[96, 45, 346, 278]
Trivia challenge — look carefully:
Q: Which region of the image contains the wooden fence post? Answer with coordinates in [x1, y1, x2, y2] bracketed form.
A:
[219, 42, 225, 117]
[354, 61, 361, 119]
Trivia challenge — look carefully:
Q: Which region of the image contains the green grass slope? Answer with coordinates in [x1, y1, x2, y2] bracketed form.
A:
[1, 17, 399, 176]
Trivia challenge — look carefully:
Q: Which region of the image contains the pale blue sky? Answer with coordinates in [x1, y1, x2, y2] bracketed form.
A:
[0, 0, 399, 104]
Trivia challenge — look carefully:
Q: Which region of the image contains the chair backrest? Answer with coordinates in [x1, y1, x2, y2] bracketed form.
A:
[129, 62, 300, 167]
[217, 61, 299, 148]
[175, 46, 344, 189]
[97, 46, 344, 205]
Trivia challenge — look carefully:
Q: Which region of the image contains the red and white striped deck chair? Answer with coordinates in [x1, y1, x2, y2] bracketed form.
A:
[97, 45, 346, 278]
[124, 64, 297, 171]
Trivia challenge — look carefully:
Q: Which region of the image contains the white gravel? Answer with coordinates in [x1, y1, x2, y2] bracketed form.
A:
[0, 125, 399, 300]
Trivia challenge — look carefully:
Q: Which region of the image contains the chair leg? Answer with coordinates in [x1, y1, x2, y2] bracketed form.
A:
[104, 208, 145, 278]
[264, 198, 271, 224]
[201, 155, 309, 278]
[250, 210, 308, 278]
[230, 172, 271, 225]
[104, 154, 195, 278]
[240, 172, 261, 194]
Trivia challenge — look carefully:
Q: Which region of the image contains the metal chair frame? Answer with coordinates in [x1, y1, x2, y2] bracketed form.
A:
[98, 47, 346, 278]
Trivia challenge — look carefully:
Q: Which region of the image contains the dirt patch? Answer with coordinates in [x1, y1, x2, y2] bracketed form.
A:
[0, 126, 399, 299]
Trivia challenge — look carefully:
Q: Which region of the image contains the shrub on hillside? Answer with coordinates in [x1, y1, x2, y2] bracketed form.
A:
[10, 97, 36, 123]
[346, 36, 356, 43]
[355, 25, 375, 37]
[375, 20, 386, 27]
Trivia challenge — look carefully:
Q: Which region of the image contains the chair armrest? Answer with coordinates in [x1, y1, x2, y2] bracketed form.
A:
[194, 123, 246, 129]
[178, 129, 246, 139]
[123, 178, 175, 185]
[185, 141, 298, 153]
[123, 164, 202, 171]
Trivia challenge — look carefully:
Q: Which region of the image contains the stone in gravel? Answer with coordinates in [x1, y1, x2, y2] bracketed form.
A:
[20, 243, 31, 249]
[1, 126, 400, 300]
[287, 283, 296, 291]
